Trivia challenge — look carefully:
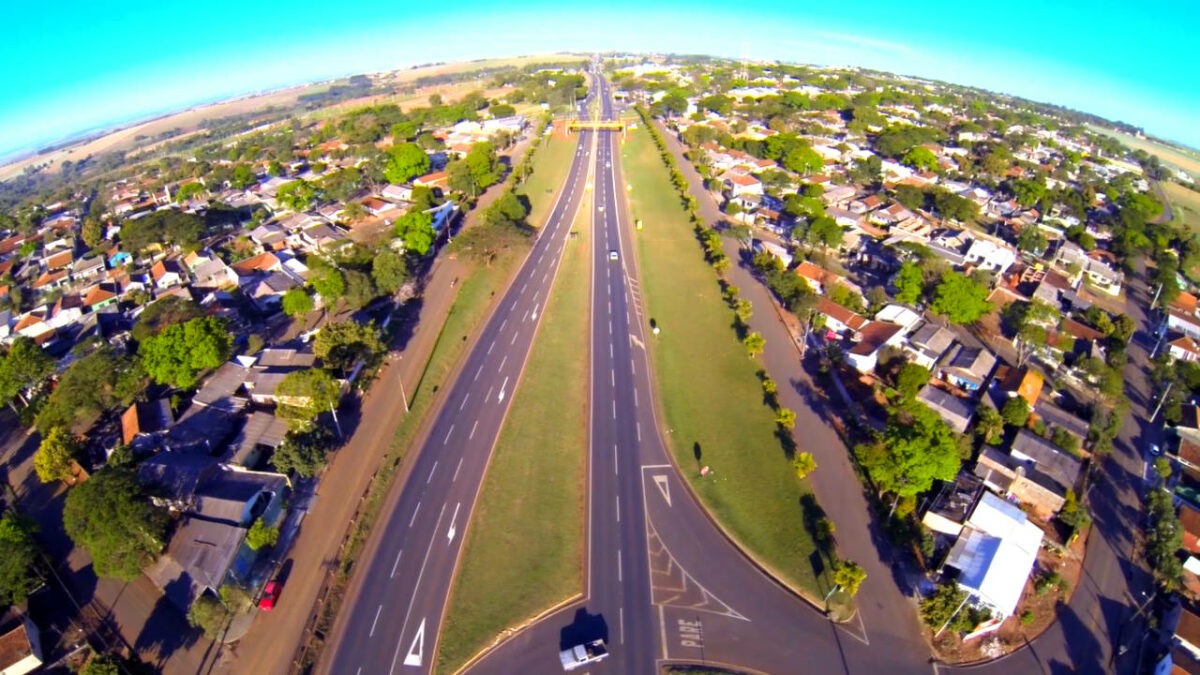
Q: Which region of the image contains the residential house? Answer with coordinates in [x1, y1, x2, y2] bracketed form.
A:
[1179, 406, 1200, 445]
[940, 345, 997, 392]
[1083, 254, 1123, 296]
[47, 294, 84, 330]
[1010, 429, 1082, 490]
[942, 491, 1044, 622]
[963, 238, 1018, 275]
[1181, 507, 1200, 557]
[846, 321, 906, 374]
[904, 321, 957, 370]
[974, 430, 1081, 518]
[816, 297, 868, 336]
[794, 261, 838, 296]
[120, 399, 175, 451]
[295, 223, 348, 254]
[413, 171, 449, 190]
[1168, 309, 1200, 341]
[249, 224, 288, 250]
[245, 272, 299, 312]
[1032, 400, 1090, 447]
[724, 173, 764, 197]
[380, 184, 413, 203]
[13, 311, 52, 340]
[0, 612, 43, 675]
[191, 256, 239, 290]
[72, 255, 106, 282]
[849, 194, 883, 214]
[226, 411, 290, 468]
[1170, 337, 1200, 363]
[43, 249, 74, 271]
[922, 473, 986, 536]
[31, 269, 68, 292]
[151, 259, 186, 289]
[918, 385, 975, 434]
[232, 251, 283, 279]
[82, 284, 119, 312]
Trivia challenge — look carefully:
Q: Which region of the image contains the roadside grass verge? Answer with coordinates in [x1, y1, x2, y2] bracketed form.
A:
[437, 167, 592, 673]
[300, 128, 578, 671]
[621, 126, 827, 598]
[517, 132, 578, 228]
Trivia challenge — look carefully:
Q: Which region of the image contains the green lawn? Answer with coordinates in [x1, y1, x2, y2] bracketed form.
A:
[621, 127, 827, 598]
[1166, 181, 1200, 233]
[438, 159, 590, 671]
[517, 131, 578, 228]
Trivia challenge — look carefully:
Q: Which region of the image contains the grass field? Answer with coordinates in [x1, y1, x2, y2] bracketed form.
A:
[437, 157, 590, 674]
[1166, 182, 1200, 233]
[620, 127, 826, 597]
[1088, 124, 1200, 179]
[517, 132, 579, 229]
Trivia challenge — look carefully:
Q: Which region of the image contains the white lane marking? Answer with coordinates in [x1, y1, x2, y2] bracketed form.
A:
[469, 419, 479, 440]
[453, 457, 464, 482]
[487, 340, 495, 355]
[637, 422, 642, 442]
[389, 504, 446, 674]
[511, 331, 518, 345]
[426, 461, 438, 484]
[409, 501, 421, 527]
[610, 344, 614, 358]
[653, 474, 673, 506]
[500, 318, 508, 332]
[443, 425, 454, 446]
[523, 309, 529, 322]
[498, 376, 509, 403]
[619, 607, 625, 645]
[459, 393, 470, 411]
[612, 400, 616, 419]
[402, 618, 425, 667]
[631, 361, 636, 376]
[531, 303, 539, 321]
[474, 365, 483, 381]
[447, 502, 461, 543]
[499, 355, 508, 370]
[370, 604, 384, 637]
[608, 300, 611, 313]
[611, 369, 615, 387]
[390, 549, 404, 578]
[614, 444, 619, 475]
[608, 319, 612, 334]
[617, 549, 623, 583]
[634, 389, 639, 407]
[486, 386, 495, 401]
[543, 270, 550, 283]
[532, 290, 540, 303]
[520, 281, 527, 294]
[616, 495, 621, 523]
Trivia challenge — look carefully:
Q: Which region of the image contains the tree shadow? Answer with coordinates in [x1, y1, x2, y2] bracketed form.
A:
[133, 575, 200, 670]
[1044, 599, 1108, 675]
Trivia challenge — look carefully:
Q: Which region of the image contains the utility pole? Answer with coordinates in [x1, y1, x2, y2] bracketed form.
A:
[1151, 381, 1174, 422]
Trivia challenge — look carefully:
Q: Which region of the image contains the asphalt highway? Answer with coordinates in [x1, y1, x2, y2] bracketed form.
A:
[320, 96, 594, 675]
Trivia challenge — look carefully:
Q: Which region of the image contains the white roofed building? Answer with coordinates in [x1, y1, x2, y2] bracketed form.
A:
[943, 492, 1043, 622]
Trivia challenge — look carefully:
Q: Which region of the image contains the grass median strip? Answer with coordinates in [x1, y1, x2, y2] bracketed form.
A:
[621, 126, 827, 597]
[438, 156, 591, 673]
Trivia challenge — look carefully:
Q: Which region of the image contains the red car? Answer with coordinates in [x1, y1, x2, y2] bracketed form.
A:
[259, 580, 280, 611]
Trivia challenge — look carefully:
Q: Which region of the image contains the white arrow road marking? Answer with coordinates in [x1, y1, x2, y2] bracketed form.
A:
[653, 474, 672, 506]
[448, 502, 461, 543]
[531, 303, 540, 321]
[403, 618, 425, 667]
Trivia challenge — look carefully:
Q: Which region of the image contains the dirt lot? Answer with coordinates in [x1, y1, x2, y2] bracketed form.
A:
[0, 53, 577, 181]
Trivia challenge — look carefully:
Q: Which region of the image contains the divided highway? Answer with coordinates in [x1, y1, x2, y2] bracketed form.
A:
[320, 98, 594, 674]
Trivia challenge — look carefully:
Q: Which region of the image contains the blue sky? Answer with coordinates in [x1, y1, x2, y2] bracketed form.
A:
[2, 0, 1198, 159]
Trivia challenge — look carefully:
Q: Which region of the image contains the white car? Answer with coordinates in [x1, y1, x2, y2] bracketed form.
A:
[608, 250, 619, 261]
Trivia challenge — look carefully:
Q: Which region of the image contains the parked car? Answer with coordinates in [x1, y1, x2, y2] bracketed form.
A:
[259, 580, 281, 611]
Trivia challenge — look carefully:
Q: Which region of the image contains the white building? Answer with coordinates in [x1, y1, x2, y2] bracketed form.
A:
[963, 238, 1017, 275]
[943, 492, 1043, 622]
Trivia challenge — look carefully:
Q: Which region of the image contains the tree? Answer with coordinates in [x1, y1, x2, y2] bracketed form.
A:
[140, 316, 231, 390]
[174, 182, 206, 202]
[276, 368, 341, 425]
[315, 320, 385, 373]
[1017, 226, 1048, 254]
[35, 346, 145, 434]
[827, 284, 864, 313]
[81, 217, 105, 249]
[0, 337, 54, 408]
[79, 654, 122, 675]
[34, 427, 80, 483]
[0, 513, 40, 606]
[859, 401, 961, 499]
[743, 331, 765, 357]
[372, 248, 409, 294]
[930, 271, 992, 324]
[1012, 179, 1047, 208]
[448, 142, 501, 196]
[230, 163, 256, 189]
[901, 146, 938, 172]
[245, 518, 280, 551]
[776, 408, 797, 430]
[793, 452, 817, 479]
[187, 593, 230, 639]
[342, 269, 378, 310]
[783, 145, 823, 175]
[394, 209, 436, 256]
[832, 560, 867, 597]
[489, 103, 516, 118]
[278, 179, 318, 212]
[895, 363, 930, 399]
[974, 405, 1004, 444]
[63, 469, 168, 581]
[806, 216, 843, 254]
[309, 262, 346, 301]
[1001, 396, 1031, 428]
[281, 288, 314, 317]
[132, 296, 203, 342]
[893, 261, 925, 306]
[271, 426, 335, 477]
[920, 583, 971, 631]
[383, 143, 431, 185]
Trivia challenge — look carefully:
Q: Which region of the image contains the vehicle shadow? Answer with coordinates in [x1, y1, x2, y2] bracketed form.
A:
[559, 607, 608, 651]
